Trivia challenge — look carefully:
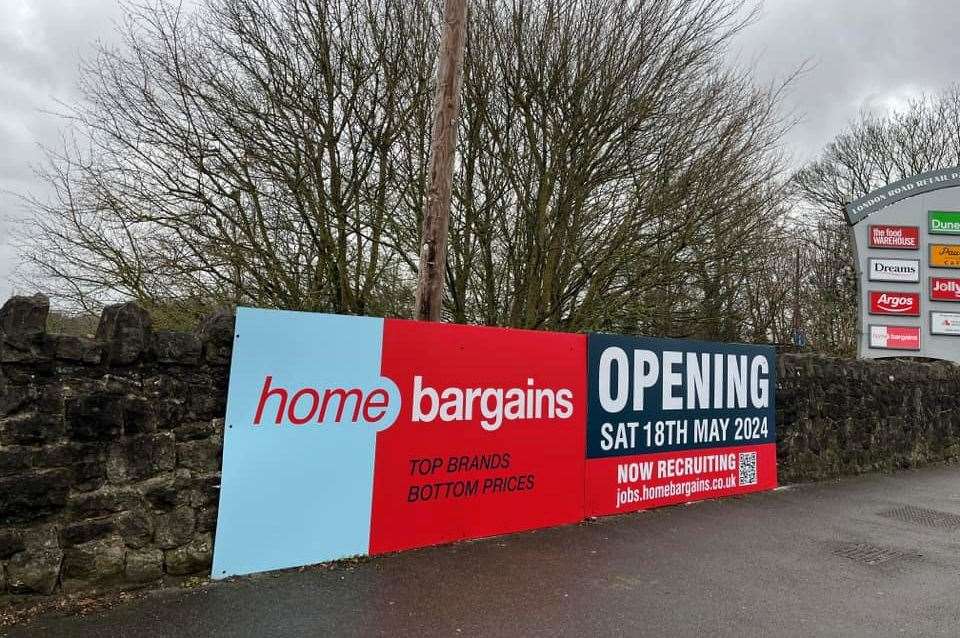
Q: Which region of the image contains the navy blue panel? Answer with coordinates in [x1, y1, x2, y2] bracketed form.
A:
[587, 334, 776, 459]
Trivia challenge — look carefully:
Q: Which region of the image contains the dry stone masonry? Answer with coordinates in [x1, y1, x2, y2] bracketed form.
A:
[0, 294, 231, 598]
[0, 294, 958, 599]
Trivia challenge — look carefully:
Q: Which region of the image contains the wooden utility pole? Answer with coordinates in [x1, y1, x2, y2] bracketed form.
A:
[413, 0, 468, 322]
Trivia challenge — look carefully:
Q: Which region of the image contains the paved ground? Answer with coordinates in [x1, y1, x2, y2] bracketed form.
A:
[6, 464, 960, 637]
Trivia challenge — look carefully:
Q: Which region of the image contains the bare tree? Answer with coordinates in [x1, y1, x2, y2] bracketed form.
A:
[791, 86, 960, 354]
[18, 0, 793, 340]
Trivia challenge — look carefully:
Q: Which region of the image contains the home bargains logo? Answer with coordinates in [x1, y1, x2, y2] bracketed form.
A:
[869, 225, 919, 249]
[869, 325, 920, 350]
[930, 277, 960, 301]
[869, 291, 919, 316]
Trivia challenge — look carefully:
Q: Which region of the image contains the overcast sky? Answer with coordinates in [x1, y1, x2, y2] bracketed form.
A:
[2, 0, 960, 301]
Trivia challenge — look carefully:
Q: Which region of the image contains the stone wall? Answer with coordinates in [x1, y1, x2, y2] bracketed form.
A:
[776, 352, 960, 483]
[0, 295, 232, 597]
[1, 294, 958, 599]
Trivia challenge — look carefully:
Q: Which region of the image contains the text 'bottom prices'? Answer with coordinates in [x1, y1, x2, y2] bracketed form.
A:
[584, 443, 777, 516]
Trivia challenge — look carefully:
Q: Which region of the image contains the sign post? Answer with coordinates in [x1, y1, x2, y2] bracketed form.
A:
[847, 167, 960, 361]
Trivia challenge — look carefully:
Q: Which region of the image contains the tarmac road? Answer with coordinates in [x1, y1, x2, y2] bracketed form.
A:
[6, 464, 960, 637]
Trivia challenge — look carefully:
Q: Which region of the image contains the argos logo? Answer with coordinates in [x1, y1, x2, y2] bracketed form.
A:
[869, 291, 919, 316]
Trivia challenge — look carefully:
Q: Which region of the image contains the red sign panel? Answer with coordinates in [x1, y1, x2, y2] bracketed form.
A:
[584, 334, 777, 517]
[370, 320, 586, 555]
[868, 291, 920, 316]
[869, 325, 920, 350]
[869, 224, 919, 249]
[930, 277, 960, 301]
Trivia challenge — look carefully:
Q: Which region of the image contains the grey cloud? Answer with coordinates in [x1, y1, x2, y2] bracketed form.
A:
[2, 0, 960, 301]
[0, 0, 122, 300]
[733, 0, 960, 165]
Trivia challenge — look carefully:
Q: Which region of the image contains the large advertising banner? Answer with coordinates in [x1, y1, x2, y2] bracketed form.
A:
[212, 308, 586, 578]
[584, 334, 777, 516]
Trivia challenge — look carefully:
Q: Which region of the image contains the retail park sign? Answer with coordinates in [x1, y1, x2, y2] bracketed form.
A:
[847, 167, 960, 361]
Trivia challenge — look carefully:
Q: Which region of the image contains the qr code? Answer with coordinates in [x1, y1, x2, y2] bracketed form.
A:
[738, 452, 757, 486]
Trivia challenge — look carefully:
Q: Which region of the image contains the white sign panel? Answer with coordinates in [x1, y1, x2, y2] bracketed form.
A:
[930, 311, 960, 336]
[867, 258, 920, 282]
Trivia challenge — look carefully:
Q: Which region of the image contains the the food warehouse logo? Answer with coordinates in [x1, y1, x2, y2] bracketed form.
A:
[253, 375, 575, 431]
[868, 225, 918, 249]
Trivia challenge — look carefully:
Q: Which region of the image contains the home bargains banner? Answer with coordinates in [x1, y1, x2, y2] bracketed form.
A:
[212, 308, 586, 578]
[213, 309, 778, 579]
[584, 334, 777, 516]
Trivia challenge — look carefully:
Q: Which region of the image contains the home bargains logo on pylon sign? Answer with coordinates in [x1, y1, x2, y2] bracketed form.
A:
[584, 334, 776, 516]
[869, 224, 919, 249]
[213, 309, 778, 579]
[869, 291, 920, 316]
[869, 325, 921, 350]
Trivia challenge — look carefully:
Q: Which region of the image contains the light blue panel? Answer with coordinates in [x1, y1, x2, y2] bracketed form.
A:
[212, 308, 399, 578]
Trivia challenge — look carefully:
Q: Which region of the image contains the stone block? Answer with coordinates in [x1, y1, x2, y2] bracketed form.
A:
[0, 411, 65, 445]
[195, 506, 218, 533]
[186, 389, 224, 421]
[61, 536, 125, 592]
[187, 474, 221, 509]
[0, 446, 33, 477]
[0, 469, 71, 523]
[116, 509, 154, 549]
[0, 376, 37, 417]
[69, 487, 143, 519]
[153, 331, 202, 365]
[173, 420, 220, 441]
[164, 533, 212, 576]
[5, 526, 62, 594]
[50, 335, 102, 364]
[62, 516, 116, 546]
[125, 548, 163, 583]
[140, 476, 181, 510]
[35, 442, 105, 483]
[122, 396, 158, 435]
[96, 302, 153, 365]
[0, 529, 25, 559]
[196, 309, 234, 365]
[106, 433, 176, 483]
[66, 394, 125, 441]
[0, 294, 48, 338]
[177, 438, 222, 473]
[155, 506, 195, 549]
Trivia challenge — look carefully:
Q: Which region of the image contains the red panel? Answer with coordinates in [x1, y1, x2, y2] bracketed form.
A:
[585, 443, 777, 516]
[868, 291, 920, 316]
[369, 319, 586, 555]
[869, 325, 920, 350]
[869, 224, 919, 249]
[930, 277, 960, 301]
